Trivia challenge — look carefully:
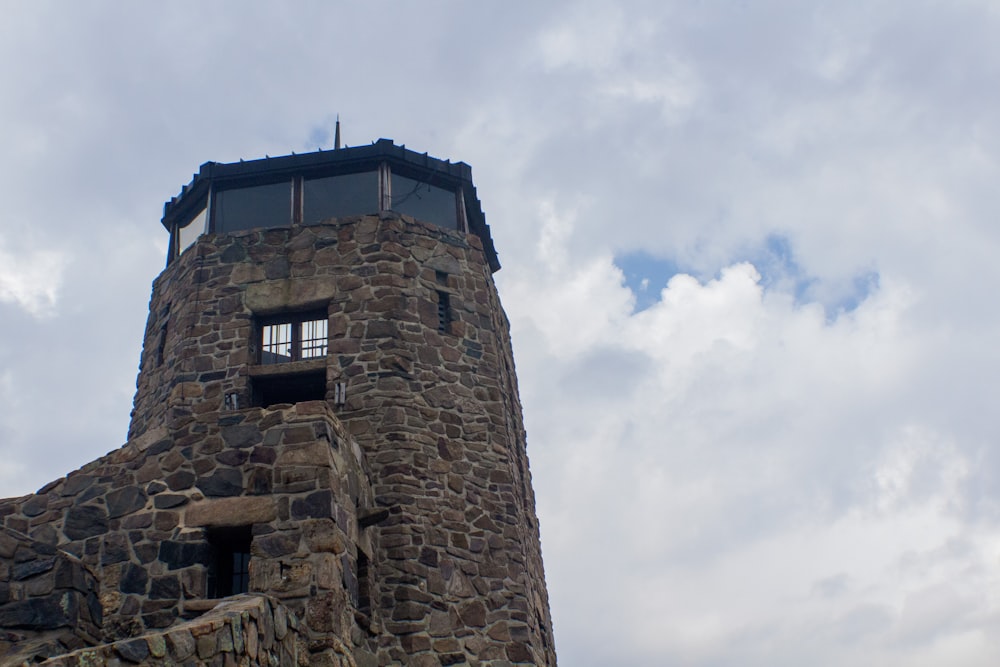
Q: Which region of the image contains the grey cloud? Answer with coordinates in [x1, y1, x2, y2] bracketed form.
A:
[5, 2, 1000, 665]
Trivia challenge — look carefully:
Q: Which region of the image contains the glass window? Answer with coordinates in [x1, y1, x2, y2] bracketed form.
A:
[207, 526, 252, 598]
[259, 314, 327, 365]
[300, 318, 328, 359]
[303, 171, 379, 223]
[177, 207, 207, 256]
[390, 174, 458, 229]
[213, 181, 291, 233]
[261, 322, 293, 364]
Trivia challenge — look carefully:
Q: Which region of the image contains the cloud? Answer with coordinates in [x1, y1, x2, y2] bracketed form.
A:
[4, 2, 1000, 665]
[0, 237, 65, 317]
[501, 199, 999, 663]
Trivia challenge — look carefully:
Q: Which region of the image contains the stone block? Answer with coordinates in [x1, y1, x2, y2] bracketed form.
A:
[0, 533, 18, 559]
[0, 592, 73, 629]
[60, 474, 96, 498]
[146, 634, 168, 658]
[116, 638, 150, 663]
[20, 495, 48, 518]
[120, 564, 148, 595]
[400, 633, 432, 653]
[145, 480, 168, 495]
[166, 628, 196, 659]
[314, 553, 338, 590]
[276, 442, 329, 466]
[254, 532, 300, 558]
[186, 496, 277, 527]
[63, 505, 108, 540]
[458, 600, 487, 627]
[290, 490, 334, 520]
[158, 541, 210, 571]
[487, 621, 511, 641]
[505, 642, 534, 663]
[302, 519, 344, 554]
[428, 610, 453, 637]
[198, 469, 243, 497]
[221, 424, 263, 449]
[134, 542, 158, 564]
[106, 486, 146, 519]
[100, 534, 130, 565]
[196, 633, 215, 659]
[148, 575, 181, 600]
[166, 470, 196, 491]
[154, 511, 179, 531]
[247, 467, 273, 495]
[11, 558, 54, 581]
[23, 574, 54, 597]
[304, 591, 340, 633]
[216, 449, 250, 466]
[392, 601, 429, 622]
[153, 494, 188, 509]
[249, 447, 277, 465]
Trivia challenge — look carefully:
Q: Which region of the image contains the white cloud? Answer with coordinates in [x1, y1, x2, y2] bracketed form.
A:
[3, 2, 1000, 665]
[0, 237, 65, 317]
[505, 217, 998, 663]
[536, 2, 630, 73]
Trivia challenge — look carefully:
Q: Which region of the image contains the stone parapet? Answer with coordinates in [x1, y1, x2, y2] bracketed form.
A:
[33, 594, 306, 667]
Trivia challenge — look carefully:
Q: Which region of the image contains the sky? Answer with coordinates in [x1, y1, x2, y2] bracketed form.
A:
[2, 1, 1000, 664]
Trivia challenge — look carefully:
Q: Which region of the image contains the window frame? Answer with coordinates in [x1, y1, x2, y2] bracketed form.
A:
[206, 525, 252, 598]
[256, 310, 329, 366]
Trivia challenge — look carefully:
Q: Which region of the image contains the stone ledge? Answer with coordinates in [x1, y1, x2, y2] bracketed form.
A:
[185, 496, 278, 527]
[36, 594, 300, 667]
[248, 357, 327, 378]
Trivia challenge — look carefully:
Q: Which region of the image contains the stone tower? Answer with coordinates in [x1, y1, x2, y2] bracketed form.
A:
[0, 140, 556, 665]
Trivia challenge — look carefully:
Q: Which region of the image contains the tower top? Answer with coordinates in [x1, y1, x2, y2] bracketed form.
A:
[162, 138, 500, 271]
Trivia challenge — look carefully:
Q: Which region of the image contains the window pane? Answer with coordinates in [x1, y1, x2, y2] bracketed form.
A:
[177, 207, 207, 255]
[213, 181, 291, 233]
[301, 319, 328, 359]
[261, 323, 292, 364]
[303, 171, 378, 223]
[390, 174, 458, 229]
[232, 551, 250, 594]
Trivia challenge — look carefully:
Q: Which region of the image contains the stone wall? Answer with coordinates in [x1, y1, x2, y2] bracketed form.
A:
[33, 594, 306, 667]
[0, 401, 378, 661]
[0, 211, 555, 665]
[126, 213, 555, 664]
[0, 530, 101, 664]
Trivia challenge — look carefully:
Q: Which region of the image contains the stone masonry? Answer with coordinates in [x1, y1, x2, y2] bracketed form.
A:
[0, 142, 556, 666]
[38, 595, 305, 666]
[0, 401, 375, 665]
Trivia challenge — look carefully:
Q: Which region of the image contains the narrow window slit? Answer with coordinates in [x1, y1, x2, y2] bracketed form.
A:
[357, 551, 371, 616]
[155, 324, 168, 366]
[437, 291, 452, 334]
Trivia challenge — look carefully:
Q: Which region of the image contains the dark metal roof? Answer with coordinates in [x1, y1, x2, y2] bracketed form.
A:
[162, 138, 500, 271]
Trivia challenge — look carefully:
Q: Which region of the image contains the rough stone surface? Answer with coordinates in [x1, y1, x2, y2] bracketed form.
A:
[0, 531, 100, 663]
[33, 595, 299, 667]
[0, 210, 555, 665]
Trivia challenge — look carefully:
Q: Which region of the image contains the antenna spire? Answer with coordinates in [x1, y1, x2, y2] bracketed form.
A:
[334, 115, 341, 150]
